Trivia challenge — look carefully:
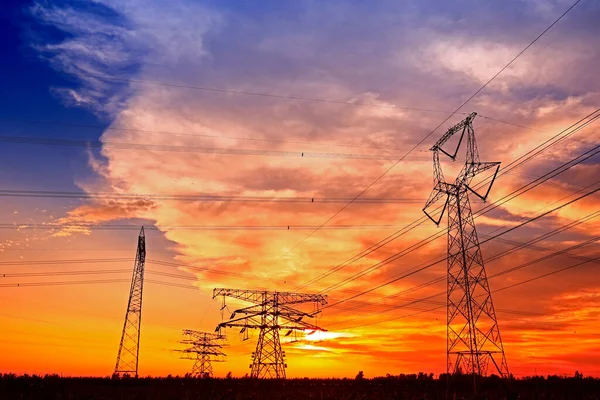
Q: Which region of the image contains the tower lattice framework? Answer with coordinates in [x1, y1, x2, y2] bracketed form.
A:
[423, 113, 508, 378]
[178, 329, 226, 378]
[213, 289, 327, 379]
[114, 227, 146, 377]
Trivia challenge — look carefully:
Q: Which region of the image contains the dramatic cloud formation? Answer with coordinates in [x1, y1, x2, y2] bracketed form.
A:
[2, 0, 599, 378]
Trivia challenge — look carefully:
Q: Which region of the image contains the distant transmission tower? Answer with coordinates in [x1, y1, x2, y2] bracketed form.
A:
[114, 227, 146, 377]
[423, 113, 508, 379]
[177, 329, 226, 378]
[213, 289, 327, 378]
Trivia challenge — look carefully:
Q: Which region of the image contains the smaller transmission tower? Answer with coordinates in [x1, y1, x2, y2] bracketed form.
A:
[177, 329, 226, 378]
[213, 288, 327, 379]
[114, 227, 146, 377]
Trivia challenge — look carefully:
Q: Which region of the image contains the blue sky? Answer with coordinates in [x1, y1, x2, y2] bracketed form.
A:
[0, 0, 108, 193]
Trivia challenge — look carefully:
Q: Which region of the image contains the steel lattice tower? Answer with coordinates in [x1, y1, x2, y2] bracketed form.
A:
[114, 227, 146, 377]
[177, 329, 226, 378]
[423, 113, 508, 379]
[213, 289, 327, 379]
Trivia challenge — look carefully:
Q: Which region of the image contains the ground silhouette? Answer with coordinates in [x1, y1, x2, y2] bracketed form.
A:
[1, 373, 598, 399]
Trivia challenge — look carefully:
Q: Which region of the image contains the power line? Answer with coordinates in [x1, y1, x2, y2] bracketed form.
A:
[0, 190, 433, 204]
[352, 203, 600, 314]
[0, 278, 129, 288]
[15, 67, 467, 114]
[489, 237, 600, 281]
[323, 182, 600, 310]
[327, 206, 600, 317]
[7, 260, 532, 315]
[0, 223, 424, 231]
[336, 239, 600, 331]
[0, 256, 281, 287]
[0, 278, 198, 290]
[494, 254, 600, 293]
[317, 140, 600, 295]
[8, 166, 594, 312]
[1, 262, 575, 336]
[3, 236, 595, 332]
[293, 110, 599, 293]
[147, 260, 278, 285]
[332, 294, 544, 318]
[0, 258, 269, 283]
[295, 110, 600, 291]
[0, 114, 538, 152]
[0, 269, 128, 278]
[0, 258, 130, 266]
[0, 135, 428, 161]
[298, 68, 598, 297]
[0, 294, 186, 335]
[272, 2, 581, 262]
[0, 118, 418, 152]
[0, 255, 399, 301]
[478, 115, 543, 133]
[451, 0, 581, 117]
[0, 255, 401, 301]
[336, 243, 599, 330]
[322, 169, 600, 306]
[9, 178, 593, 317]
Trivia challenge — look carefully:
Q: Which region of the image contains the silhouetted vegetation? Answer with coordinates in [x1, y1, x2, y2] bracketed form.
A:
[1, 373, 599, 399]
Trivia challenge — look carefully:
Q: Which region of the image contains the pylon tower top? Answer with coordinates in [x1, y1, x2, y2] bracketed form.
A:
[424, 112, 501, 225]
[213, 288, 327, 378]
[177, 329, 226, 378]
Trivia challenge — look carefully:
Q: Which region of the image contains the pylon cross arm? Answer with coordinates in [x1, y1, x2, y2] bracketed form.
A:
[228, 304, 267, 319]
[212, 288, 327, 306]
[464, 162, 501, 201]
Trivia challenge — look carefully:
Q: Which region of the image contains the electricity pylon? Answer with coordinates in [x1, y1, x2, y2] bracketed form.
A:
[177, 329, 226, 378]
[423, 113, 508, 379]
[213, 289, 327, 379]
[114, 227, 146, 377]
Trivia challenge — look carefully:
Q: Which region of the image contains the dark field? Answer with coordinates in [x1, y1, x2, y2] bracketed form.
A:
[1, 374, 600, 400]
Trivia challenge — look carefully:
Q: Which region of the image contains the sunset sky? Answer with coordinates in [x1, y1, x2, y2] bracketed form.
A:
[1, 0, 599, 379]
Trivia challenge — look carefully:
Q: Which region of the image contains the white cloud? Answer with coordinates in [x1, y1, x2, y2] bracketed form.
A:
[29, 0, 600, 289]
[423, 39, 530, 84]
[30, 0, 218, 116]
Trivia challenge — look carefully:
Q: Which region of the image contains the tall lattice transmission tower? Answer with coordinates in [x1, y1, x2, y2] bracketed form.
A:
[114, 227, 146, 377]
[423, 112, 508, 378]
[213, 289, 327, 378]
[177, 329, 226, 378]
